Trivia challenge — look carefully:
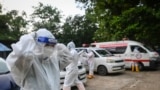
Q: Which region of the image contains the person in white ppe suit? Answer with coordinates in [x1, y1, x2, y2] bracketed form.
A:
[63, 41, 85, 90]
[6, 28, 73, 90]
[78, 48, 95, 79]
[133, 47, 140, 53]
[86, 48, 95, 79]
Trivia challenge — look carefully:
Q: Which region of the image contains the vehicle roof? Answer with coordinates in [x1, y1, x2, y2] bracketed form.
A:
[91, 40, 143, 48]
[75, 47, 107, 50]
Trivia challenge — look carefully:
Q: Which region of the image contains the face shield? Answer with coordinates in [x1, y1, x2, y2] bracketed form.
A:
[37, 36, 57, 57]
[37, 36, 57, 46]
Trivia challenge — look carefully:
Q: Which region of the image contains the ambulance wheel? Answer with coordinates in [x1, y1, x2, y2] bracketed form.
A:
[138, 63, 144, 71]
[97, 65, 108, 76]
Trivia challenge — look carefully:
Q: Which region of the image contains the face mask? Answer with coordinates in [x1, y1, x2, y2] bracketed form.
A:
[43, 46, 54, 57]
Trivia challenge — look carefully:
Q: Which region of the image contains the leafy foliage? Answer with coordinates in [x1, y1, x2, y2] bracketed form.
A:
[75, 0, 160, 47]
[30, 2, 62, 37]
[0, 3, 27, 40]
[61, 15, 98, 46]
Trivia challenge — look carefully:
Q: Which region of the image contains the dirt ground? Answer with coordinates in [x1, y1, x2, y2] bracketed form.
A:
[73, 67, 160, 90]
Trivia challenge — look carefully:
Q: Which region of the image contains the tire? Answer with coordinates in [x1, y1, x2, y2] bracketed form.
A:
[97, 65, 108, 76]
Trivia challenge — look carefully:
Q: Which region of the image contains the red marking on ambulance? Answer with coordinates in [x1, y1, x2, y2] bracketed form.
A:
[124, 59, 150, 62]
[99, 43, 128, 48]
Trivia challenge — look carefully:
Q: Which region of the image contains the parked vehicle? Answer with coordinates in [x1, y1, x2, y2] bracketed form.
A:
[91, 40, 160, 70]
[0, 57, 20, 90]
[75, 47, 125, 76]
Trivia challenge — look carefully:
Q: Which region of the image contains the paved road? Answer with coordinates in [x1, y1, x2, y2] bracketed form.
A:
[72, 68, 160, 90]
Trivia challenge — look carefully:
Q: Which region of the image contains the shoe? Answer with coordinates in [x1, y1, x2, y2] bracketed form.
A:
[87, 75, 94, 79]
[87, 75, 92, 79]
[90, 75, 94, 78]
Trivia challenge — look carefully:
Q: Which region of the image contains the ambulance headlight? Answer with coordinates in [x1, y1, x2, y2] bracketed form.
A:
[106, 59, 115, 63]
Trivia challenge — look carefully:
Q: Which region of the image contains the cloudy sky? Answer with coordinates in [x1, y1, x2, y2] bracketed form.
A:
[1, 0, 85, 18]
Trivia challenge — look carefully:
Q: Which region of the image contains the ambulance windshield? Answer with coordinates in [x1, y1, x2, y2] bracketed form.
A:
[95, 49, 113, 57]
[143, 45, 154, 52]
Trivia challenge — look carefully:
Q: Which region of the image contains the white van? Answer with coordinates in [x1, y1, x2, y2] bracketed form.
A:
[75, 47, 125, 76]
[91, 40, 160, 70]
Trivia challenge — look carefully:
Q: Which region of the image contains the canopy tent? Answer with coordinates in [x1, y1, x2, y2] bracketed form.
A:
[0, 43, 11, 51]
[0, 43, 11, 59]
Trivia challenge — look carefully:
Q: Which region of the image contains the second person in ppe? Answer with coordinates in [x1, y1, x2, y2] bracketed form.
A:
[63, 41, 85, 90]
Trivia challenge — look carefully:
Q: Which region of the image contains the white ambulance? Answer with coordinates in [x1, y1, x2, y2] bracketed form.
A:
[91, 40, 160, 70]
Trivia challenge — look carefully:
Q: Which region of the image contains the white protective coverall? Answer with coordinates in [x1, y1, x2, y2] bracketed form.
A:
[133, 47, 140, 53]
[86, 48, 95, 79]
[6, 28, 72, 90]
[78, 49, 95, 79]
[63, 41, 85, 90]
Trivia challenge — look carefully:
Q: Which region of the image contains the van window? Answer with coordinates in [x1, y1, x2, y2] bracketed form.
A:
[143, 45, 154, 52]
[106, 46, 127, 54]
[130, 45, 147, 53]
[75, 48, 99, 57]
[94, 49, 112, 57]
[92, 52, 99, 57]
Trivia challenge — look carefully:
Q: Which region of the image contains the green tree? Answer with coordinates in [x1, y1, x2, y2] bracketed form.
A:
[30, 2, 62, 37]
[0, 3, 10, 40]
[0, 14, 10, 39]
[6, 10, 27, 40]
[0, 3, 27, 40]
[75, 0, 160, 47]
[61, 15, 98, 46]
